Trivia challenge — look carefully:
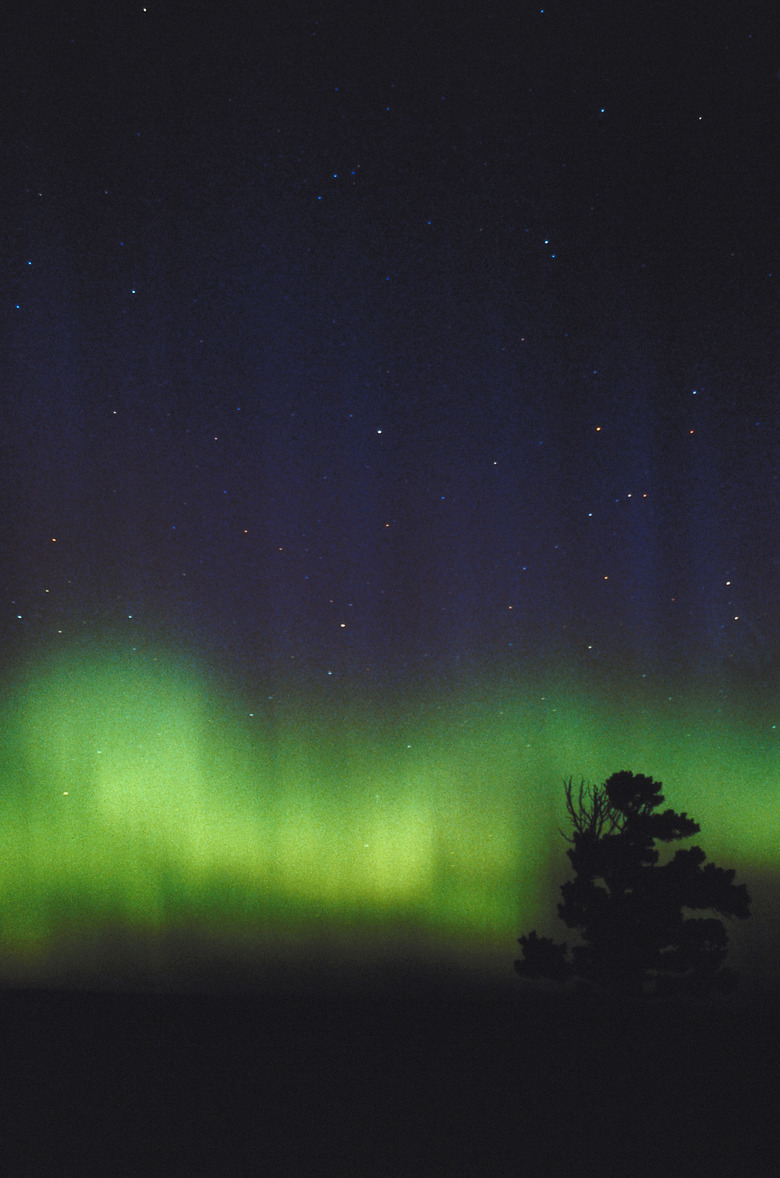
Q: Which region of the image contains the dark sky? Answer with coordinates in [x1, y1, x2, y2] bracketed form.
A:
[2, 0, 778, 699]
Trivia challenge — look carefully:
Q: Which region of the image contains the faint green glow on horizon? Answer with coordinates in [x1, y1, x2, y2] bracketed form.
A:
[0, 639, 775, 988]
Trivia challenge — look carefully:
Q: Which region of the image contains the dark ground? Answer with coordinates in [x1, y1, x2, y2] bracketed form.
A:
[1, 978, 778, 1176]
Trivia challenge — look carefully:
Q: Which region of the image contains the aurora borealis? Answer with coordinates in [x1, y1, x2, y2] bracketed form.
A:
[1, 1, 777, 994]
[0, 638, 774, 992]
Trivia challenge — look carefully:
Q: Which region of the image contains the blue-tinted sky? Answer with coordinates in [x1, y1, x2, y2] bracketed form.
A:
[3, 0, 777, 697]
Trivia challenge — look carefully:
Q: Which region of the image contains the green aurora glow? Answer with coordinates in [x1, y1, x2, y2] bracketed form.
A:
[0, 639, 775, 990]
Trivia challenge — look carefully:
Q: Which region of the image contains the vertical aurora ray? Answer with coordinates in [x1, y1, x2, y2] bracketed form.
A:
[0, 639, 775, 989]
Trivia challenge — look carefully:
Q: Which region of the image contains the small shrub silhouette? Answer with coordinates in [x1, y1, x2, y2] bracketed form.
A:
[516, 771, 751, 1000]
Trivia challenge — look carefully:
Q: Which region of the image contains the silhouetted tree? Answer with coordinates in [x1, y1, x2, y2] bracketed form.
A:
[516, 771, 751, 1000]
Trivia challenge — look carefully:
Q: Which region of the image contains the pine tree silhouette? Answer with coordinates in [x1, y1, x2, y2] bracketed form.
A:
[516, 771, 751, 999]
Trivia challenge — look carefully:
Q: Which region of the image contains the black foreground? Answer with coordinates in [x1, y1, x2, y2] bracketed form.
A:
[1, 981, 778, 1176]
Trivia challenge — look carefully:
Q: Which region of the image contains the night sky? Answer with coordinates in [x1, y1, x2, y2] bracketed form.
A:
[1, 1, 777, 991]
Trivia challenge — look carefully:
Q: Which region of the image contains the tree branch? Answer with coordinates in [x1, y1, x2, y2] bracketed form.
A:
[559, 777, 622, 843]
